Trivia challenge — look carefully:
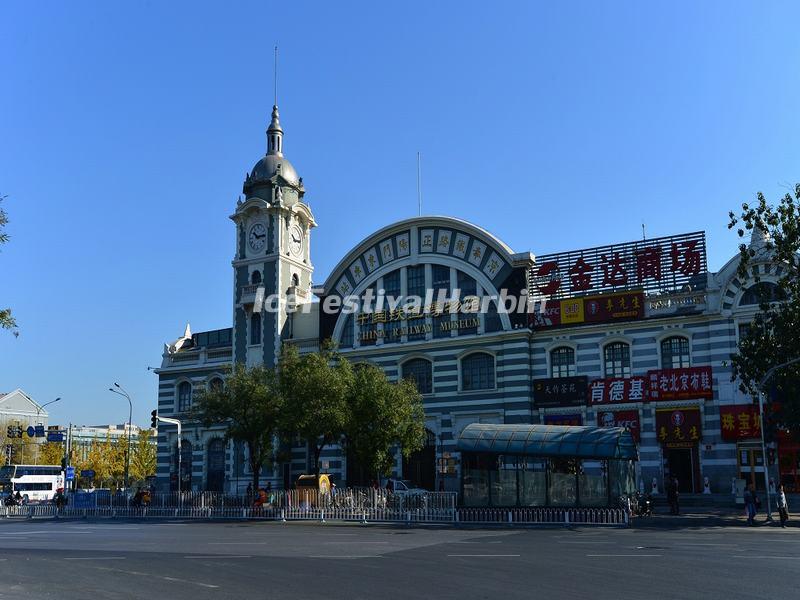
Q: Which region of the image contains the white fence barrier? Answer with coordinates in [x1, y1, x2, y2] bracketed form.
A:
[1, 489, 628, 526]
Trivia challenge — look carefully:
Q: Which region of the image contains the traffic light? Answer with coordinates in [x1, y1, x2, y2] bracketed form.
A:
[61, 457, 67, 469]
[151, 410, 158, 428]
[6, 426, 13, 439]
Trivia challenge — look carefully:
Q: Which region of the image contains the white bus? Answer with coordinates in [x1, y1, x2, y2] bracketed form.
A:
[0, 464, 64, 503]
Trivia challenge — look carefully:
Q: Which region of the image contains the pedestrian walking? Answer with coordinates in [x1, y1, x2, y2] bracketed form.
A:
[744, 483, 757, 526]
[667, 477, 679, 515]
[777, 484, 789, 528]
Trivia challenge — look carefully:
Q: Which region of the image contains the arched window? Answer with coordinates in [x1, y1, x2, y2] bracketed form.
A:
[251, 270, 262, 285]
[461, 352, 495, 391]
[206, 438, 226, 492]
[209, 377, 224, 393]
[402, 358, 433, 394]
[550, 347, 576, 378]
[660, 336, 690, 369]
[339, 314, 354, 348]
[250, 312, 261, 345]
[739, 282, 782, 306]
[484, 300, 503, 333]
[603, 342, 631, 378]
[177, 381, 193, 412]
[291, 273, 299, 287]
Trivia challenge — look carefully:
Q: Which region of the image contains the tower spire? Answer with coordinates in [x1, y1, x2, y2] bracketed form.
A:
[267, 46, 283, 156]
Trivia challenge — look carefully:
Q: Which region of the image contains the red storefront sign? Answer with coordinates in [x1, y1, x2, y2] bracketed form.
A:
[583, 292, 644, 323]
[588, 376, 648, 405]
[597, 409, 641, 442]
[655, 408, 702, 445]
[720, 405, 762, 440]
[647, 366, 713, 400]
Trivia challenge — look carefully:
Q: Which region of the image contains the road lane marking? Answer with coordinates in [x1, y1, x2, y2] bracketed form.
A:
[184, 555, 252, 559]
[587, 554, 662, 557]
[90, 566, 219, 589]
[447, 554, 520, 557]
[731, 555, 800, 559]
[64, 557, 126, 561]
[557, 541, 616, 544]
[321, 541, 389, 544]
[308, 555, 384, 559]
[209, 542, 268, 545]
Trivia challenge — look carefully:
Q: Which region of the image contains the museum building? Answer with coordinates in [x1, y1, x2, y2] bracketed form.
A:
[154, 103, 794, 500]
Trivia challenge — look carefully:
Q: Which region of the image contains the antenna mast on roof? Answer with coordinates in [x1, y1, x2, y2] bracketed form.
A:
[417, 151, 422, 216]
[642, 223, 646, 241]
[274, 45, 278, 106]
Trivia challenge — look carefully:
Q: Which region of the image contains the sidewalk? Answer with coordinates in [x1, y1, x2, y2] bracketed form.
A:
[632, 506, 798, 530]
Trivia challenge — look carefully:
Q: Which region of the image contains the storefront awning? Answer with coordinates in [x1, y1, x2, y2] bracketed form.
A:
[457, 423, 638, 460]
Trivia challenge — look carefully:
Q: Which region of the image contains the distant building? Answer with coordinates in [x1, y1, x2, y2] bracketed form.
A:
[69, 424, 156, 462]
[0, 389, 49, 429]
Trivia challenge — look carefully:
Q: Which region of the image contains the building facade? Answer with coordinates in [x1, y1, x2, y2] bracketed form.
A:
[154, 104, 791, 498]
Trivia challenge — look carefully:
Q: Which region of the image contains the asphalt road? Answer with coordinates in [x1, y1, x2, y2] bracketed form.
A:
[0, 517, 797, 600]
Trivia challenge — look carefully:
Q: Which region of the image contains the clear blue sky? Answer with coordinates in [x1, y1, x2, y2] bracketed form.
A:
[1, 1, 799, 427]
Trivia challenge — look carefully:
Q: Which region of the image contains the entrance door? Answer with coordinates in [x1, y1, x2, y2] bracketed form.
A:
[403, 430, 436, 491]
[665, 447, 696, 493]
[206, 439, 225, 492]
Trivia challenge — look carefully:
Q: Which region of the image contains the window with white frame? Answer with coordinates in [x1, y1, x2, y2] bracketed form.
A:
[550, 347, 576, 378]
[660, 336, 690, 369]
[461, 352, 495, 391]
[603, 342, 631, 378]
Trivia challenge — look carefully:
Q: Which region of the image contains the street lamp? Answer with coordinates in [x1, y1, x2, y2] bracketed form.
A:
[757, 356, 800, 522]
[109, 384, 133, 490]
[34, 397, 60, 465]
[37, 397, 61, 419]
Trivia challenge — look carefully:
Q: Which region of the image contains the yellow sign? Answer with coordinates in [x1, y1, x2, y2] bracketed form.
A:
[560, 298, 584, 324]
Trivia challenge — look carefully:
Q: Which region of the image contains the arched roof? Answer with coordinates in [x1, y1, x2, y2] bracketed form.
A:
[322, 216, 532, 298]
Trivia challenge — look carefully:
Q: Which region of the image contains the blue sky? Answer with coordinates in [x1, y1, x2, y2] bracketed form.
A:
[1, 1, 799, 427]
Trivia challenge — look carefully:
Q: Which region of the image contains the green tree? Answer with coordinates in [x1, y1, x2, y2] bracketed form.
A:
[0, 194, 17, 334]
[193, 364, 282, 492]
[130, 429, 157, 483]
[728, 183, 800, 436]
[344, 363, 426, 479]
[278, 343, 353, 477]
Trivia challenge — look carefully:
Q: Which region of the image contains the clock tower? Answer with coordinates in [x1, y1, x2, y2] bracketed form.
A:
[230, 104, 316, 367]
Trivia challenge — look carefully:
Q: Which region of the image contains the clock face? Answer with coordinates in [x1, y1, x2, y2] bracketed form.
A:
[248, 222, 267, 252]
[289, 225, 303, 257]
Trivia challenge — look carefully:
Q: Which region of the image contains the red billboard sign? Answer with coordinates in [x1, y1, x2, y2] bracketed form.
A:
[655, 408, 702, 445]
[597, 409, 641, 442]
[647, 367, 713, 401]
[532, 291, 644, 329]
[530, 231, 707, 300]
[720, 405, 762, 440]
[588, 376, 648, 405]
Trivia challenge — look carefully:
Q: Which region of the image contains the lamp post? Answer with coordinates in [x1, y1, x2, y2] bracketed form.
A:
[109, 384, 133, 490]
[757, 356, 800, 522]
[34, 397, 60, 465]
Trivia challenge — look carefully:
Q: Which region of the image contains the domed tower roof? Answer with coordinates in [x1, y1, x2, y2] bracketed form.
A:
[243, 104, 302, 193]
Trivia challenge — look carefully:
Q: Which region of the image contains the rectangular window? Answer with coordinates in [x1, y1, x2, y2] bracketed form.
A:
[604, 343, 631, 378]
[551, 347, 576, 378]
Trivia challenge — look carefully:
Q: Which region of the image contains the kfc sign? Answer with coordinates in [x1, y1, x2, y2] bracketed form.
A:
[531, 231, 707, 300]
[597, 409, 641, 442]
[588, 376, 648, 405]
[532, 291, 644, 329]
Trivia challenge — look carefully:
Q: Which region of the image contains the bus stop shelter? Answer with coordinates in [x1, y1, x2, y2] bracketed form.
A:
[457, 423, 638, 508]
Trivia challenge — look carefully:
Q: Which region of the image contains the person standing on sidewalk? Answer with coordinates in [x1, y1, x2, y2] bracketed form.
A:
[777, 484, 789, 528]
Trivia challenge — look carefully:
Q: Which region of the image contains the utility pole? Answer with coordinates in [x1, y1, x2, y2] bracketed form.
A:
[157, 415, 183, 499]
